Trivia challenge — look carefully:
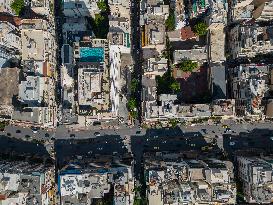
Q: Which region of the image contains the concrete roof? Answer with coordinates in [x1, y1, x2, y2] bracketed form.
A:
[210, 64, 226, 100]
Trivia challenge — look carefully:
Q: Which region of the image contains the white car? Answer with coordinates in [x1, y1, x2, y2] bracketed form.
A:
[229, 142, 236, 146]
[31, 127, 39, 133]
[94, 132, 100, 137]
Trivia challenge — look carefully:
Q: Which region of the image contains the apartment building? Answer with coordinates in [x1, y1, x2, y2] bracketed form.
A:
[0, 67, 20, 118]
[144, 152, 236, 205]
[211, 99, 236, 117]
[231, 0, 273, 22]
[0, 159, 56, 205]
[173, 0, 185, 29]
[31, 0, 54, 17]
[229, 24, 273, 59]
[109, 45, 132, 119]
[58, 155, 135, 205]
[108, 0, 133, 122]
[237, 156, 273, 204]
[230, 64, 271, 117]
[174, 46, 208, 64]
[21, 19, 57, 77]
[186, 0, 210, 18]
[12, 75, 57, 127]
[18, 75, 55, 107]
[140, 0, 169, 53]
[0, 20, 21, 68]
[142, 56, 236, 122]
[74, 38, 114, 122]
[0, 0, 14, 15]
[62, 0, 101, 17]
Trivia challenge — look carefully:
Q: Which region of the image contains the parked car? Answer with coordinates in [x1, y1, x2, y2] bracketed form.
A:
[94, 132, 100, 137]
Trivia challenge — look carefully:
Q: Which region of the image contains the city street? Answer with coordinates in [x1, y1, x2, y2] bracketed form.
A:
[3, 121, 273, 141]
[1, 121, 273, 178]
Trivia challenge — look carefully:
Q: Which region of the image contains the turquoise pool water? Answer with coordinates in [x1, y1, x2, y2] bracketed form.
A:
[79, 47, 104, 62]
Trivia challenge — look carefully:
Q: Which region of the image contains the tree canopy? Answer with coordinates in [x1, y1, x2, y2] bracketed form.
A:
[193, 22, 208, 36]
[156, 70, 180, 94]
[170, 81, 180, 92]
[11, 0, 24, 16]
[178, 60, 198, 72]
[165, 9, 175, 31]
[131, 78, 139, 93]
[97, 0, 107, 12]
[90, 13, 109, 38]
[128, 97, 137, 111]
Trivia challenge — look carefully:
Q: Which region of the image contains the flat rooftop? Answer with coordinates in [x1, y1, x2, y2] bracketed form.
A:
[0, 67, 20, 105]
[21, 30, 45, 61]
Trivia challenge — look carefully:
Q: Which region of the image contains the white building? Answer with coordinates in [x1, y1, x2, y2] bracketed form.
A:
[229, 24, 273, 59]
[0, 20, 21, 67]
[18, 76, 55, 107]
[0, 160, 56, 205]
[0, 0, 14, 15]
[231, 64, 271, 117]
[21, 19, 57, 76]
[31, 0, 53, 17]
[63, 0, 101, 17]
[59, 157, 135, 205]
[144, 153, 236, 205]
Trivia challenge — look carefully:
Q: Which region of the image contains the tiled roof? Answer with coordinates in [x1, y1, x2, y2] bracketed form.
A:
[181, 26, 196, 40]
[0, 14, 22, 27]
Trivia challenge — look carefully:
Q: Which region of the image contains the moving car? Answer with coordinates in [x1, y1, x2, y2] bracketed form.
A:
[31, 127, 39, 133]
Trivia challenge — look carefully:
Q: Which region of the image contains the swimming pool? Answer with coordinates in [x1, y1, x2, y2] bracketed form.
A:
[79, 47, 104, 62]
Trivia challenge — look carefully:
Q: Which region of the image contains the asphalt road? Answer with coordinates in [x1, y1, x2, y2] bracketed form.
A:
[3, 121, 273, 141]
[2, 121, 273, 178]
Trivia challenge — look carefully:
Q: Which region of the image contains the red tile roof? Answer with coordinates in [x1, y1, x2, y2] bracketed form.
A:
[181, 27, 196, 40]
[0, 14, 22, 27]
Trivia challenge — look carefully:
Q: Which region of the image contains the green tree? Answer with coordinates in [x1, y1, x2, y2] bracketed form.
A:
[193, 22, 208, 36]
[169, 119, 178, 127]
[128, 98, 137, 111]
[165, 9, 175, 31]
[131, 78, 139, 93]
[11, 0, 24, 15]
[170, 81, 180, 93]
[156, 69, 180, 94]
[0, 121, 7, 131]
[90, 11, 109, 38]
[130, 110, 138, 119]
[97, 0, 107, 12]
[178, 60, 198, 72]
